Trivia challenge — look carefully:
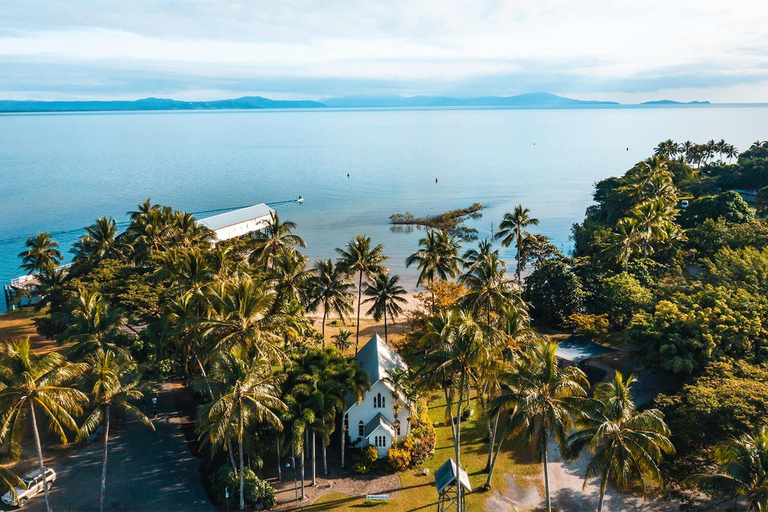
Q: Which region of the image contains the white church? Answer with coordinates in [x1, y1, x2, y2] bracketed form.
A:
[345, 334, 414, 458]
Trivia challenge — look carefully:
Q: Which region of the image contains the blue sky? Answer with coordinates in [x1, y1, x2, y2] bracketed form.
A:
[1, 0, 767, 102]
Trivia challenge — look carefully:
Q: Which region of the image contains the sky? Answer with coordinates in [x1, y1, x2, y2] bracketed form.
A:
[1, 0, 768, 103]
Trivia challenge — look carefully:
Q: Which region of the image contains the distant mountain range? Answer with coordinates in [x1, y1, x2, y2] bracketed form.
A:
[640, 100, 711, 105]
[0, 92, 714, 113]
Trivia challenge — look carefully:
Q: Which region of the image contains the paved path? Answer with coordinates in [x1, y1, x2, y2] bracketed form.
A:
[27, 383, 212, 512]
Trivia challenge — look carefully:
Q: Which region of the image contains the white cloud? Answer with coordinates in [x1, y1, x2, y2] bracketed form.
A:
[1, 0, 767, 100]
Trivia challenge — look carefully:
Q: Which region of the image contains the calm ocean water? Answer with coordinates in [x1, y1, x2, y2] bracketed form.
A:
[1, 106, 767, 311]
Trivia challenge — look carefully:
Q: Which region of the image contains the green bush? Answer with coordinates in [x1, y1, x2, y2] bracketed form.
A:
[211, 465, 277, 509]
[567, 313, 610, 340]
[408, 407, 437, 467]
[353, 445, 380, 474]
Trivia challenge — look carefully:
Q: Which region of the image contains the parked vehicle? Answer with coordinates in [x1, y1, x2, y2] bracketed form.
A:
[1, 467, 56, 507]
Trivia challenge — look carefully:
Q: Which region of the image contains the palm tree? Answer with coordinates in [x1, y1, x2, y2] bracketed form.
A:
[0, 467, 23, 505]
[406, 229, 463, 286]
[461, 239, 496, 270]
[332, 329, 353, 353]
[19, 232, 62, 274]
[171, 211, 214, 247]
[270, 249, 315, 308]
[363, 273, 408, 343]
[197, 345, 286, 510]
[420, 310, 500, 511]
[601, 217, 640, 268]
[0, 339, 88, 512]
[62, 288, 127, 361]
[566, 373, 674, 512]
[459, 251, 519, 324]
[336, 235, 389, 354]
[72, 217, 122, 265]
[77, 349, 154, 512]
[492, 340, 588, 512]
[306, 259, 354, 347]
[687, 426, 768, 511]
[495, 206, 539, 282]
[203, 276, 284, 363]
[249, 211, 306, 269]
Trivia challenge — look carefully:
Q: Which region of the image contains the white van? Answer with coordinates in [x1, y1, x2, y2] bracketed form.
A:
[1, 467, 56, 507]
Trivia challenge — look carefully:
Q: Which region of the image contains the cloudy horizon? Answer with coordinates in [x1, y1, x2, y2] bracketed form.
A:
[2, 0, 768, 103]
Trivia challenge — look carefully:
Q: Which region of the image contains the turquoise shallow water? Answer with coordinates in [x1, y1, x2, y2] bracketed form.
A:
[1, 106, 767, 310]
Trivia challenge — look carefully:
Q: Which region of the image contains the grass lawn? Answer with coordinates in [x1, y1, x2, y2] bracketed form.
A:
[0, 305, 60, 354]
[312, 391, 540, 511]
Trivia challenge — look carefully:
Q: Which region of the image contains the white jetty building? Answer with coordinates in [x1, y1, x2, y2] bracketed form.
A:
[345, 334, 414, 458]
[197, 203, 274, 243]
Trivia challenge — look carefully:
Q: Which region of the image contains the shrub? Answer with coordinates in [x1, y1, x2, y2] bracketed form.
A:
[387, 446, 411, 471]
[211, 465, 277, 509]
[567, 313, 610, 341]
[408, 406, 437, 467]
[353, 445, 380, 474]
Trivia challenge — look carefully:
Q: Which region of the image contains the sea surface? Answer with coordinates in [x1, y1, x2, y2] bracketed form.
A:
[1, 106, 767, 311]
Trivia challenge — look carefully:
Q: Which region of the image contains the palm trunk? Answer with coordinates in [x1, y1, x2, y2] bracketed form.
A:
[100, 404, 111, 512]
[454, 376, 465, 512]
[543, 430, 551, 512]
[227, 436, 238, 476]
[30, 402, 52, 512]
[597, 464, 610, 512]
[300, 444, 305, 500]
[383, 308, 388, 343]
[322, 439, 328, 475]
[277, 437, 282, 481]
[321, 309, 327, 349]
[194, 351, 214, 399]
[239, 430, 245, 510]
[485, 420, 511, 489]
[311, 430, 317, 486]
[485, 410, 500, 472]
[355, 271, 363, 355]
[340, 420, 346, 469]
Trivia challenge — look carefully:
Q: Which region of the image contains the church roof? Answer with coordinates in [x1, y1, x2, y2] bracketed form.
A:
[364, 412, 396, 438]
[355, 333, 408, 386]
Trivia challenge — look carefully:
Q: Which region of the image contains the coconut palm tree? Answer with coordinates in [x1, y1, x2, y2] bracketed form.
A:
[270, 248, 315, 308]
[306, 259, 354, 347]
[336, 235, 389, 354]
[203, 276, 284, 364]
[0, 467, 23, 505]
[171, 211, 214, 248]
[687, 426, 768, 511]
[406, 229, 463, 286]
[197, 345, 286, 510]
[19, 232, 62, 274]
[363, 273, 408, 343]
[62, 288, 128, 361]
[461, 239, 496, 270]
[332, 329, 353, 353]
[77, 349, 154, 512]
[248, 211, 306, 269]
[458, 251, 519, 324]
[565, 373, 674, 512]
[124, 205, 175, 264]
[72, 216, 122, 265]
[601, 217, 640, 268]
[0, 339, 88, 512]
[492, 340, 588, 512]
[495, 206, 539, 282]
[420, 310, 500, 511]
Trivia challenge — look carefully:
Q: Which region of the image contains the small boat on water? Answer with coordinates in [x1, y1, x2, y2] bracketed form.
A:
[295, 196, 304, 203]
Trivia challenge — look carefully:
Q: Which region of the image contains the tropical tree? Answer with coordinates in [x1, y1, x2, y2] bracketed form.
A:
[270, 248, 315, 308]
[687, 426, 768, 511]
[249, 211, 306, 269]
[72, 216, 122, 265]
[495, 205, 540, 282]
[419, 310, 500, 510]
[406, 229, 463, 286]
[306, 259, 354, 346]
[19, 232, 62, 274]
[0, 339, 88, 512]
[565, 373, 674, 512]
[363, 273, 408, 343]
[77, 349, 154, 512]
[332, 329, 353, 354]
[197, 345, 286, 510]
[62, 288, 128, 361]
[203, 276, 284, 363]
[492, 340, 588, 512]
[459, 251, 519, 324]
[336, 235, 389, 354]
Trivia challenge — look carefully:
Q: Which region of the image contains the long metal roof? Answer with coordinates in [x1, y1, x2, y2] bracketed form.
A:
[197, 203, 273, 231]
